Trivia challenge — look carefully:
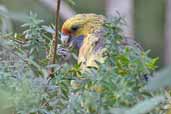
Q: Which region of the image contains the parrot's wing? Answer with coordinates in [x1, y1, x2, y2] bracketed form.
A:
[78, 29, 106, 71]
[78, 29, 143, 72]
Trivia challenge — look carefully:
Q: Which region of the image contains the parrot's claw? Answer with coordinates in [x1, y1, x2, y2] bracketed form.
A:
[57, 47, 71, 60]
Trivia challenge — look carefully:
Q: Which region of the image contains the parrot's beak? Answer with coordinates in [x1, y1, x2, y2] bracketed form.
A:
[61, 33, 71, 46]
[61, 33, 84, 49]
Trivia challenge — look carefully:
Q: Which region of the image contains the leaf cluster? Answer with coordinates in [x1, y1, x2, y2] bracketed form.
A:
[0, 14, 170, 114]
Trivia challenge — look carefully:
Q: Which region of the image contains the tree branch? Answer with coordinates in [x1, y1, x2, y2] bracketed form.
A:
[48, 0, 61, 77]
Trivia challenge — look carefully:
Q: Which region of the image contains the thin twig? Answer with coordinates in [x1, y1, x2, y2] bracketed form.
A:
[48, 0, 61, 77]
[53, 0, 61, 64]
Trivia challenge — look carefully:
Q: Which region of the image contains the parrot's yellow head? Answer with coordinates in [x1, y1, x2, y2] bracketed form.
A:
[61, 13, 105, 48]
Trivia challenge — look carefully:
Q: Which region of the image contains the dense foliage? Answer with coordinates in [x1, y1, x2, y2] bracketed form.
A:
[0, 14, 170, 114]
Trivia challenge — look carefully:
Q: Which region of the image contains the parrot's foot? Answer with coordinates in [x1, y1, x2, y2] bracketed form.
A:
[57, 46, 71, 61]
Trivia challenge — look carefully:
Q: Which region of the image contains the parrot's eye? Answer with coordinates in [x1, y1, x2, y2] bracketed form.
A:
[71, 25, 80, 32]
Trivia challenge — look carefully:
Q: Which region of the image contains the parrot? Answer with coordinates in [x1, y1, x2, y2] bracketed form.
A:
[60, 13, 142, 71]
